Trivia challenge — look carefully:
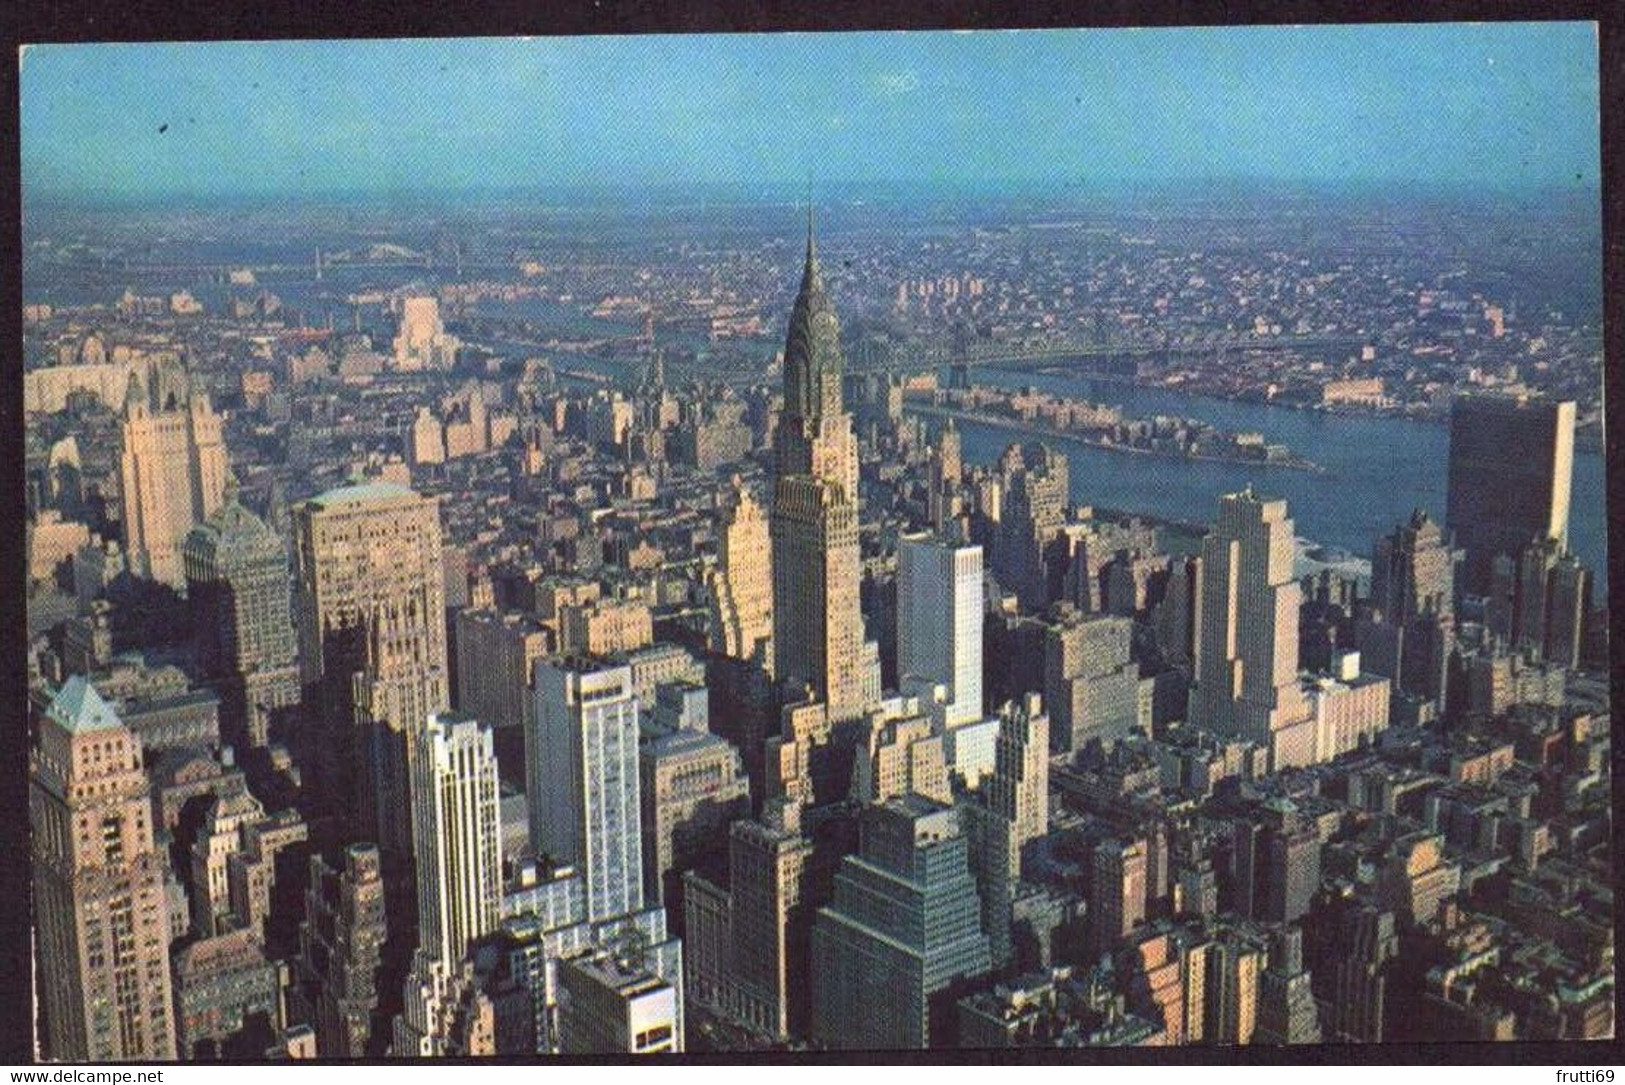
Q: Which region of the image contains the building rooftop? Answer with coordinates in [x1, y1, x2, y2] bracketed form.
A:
[45, 675, 123, 735]
[309, 480, 420, 506]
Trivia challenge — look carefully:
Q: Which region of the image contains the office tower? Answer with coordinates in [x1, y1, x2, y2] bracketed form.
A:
[852, 704, 951, 805]
[769, 216, 873, 724]
[1364, 509, 1457, 713]
[639, 726, 750, 928]
[1303, 653, 1391, 762]
[928, 419, 962, 532]
[1378, 832, 1461, 927]
[412, 714, 502, 969]
[1152, 554, 1202, 670]
[443, 384, 490, 459]
[1188, 489, 1315, 768]
[896, 532, 984, 727]
[1446, 395, 1575, 595]
[1229, 801, 1320, 924]
[1372, 509, 1456, 622]
[31, 677, 178, 1060]
[1121, 930, 1189, 1045]
[118, 372, 229, 588]
[1088, 837, 1147, 958]
[1310, 894, 1398, 1043]
[682, 799, 815, 1043]
[1259, 802, 1321, 924]
[172, 929, 282, 1057]
[558, 596, 654, 656]
[1252, 926, 1321, 1045]
[1044, 608, 1141, 754]
[707, 478, 774, 669]
[190, 785, 267, 936]
[1541, 549, 1593, 670]
[293, 482, 448, 850]
[1506, 536, 1593, 669]
[1205, 934, 1264, 1046]
[1060, 517, 1158, 615]
[992, 444, 1069, 611]
[454, 609, 551, 732]
[225, 810, 309, 952]
[556, 952, 682, 1054]
[960, 693, 1050, 970]
[530, 659, 644, 921]
[985, 692, 1049, 879]
[392, 296, 460, 371]
[728, 802, 813, 1039]
[811, 797, 992, 1049]
[408, 407, 446, 467]
[393, 956, 497, 1057]
[183, 493, 301, 747]
[296, 844, 388, 1058]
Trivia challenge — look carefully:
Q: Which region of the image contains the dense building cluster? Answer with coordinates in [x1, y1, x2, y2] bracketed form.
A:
[24, 207, 1611, 1060]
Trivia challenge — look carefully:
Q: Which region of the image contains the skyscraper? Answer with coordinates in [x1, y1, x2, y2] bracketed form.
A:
[1507, 535, 1593, 669]
[412, 713, 502, 969]
[769, 216, 873, 724]
[118, 372, 229, 588]
[1371, 509, 1457, 623]
[31, 677, 178, 1060]
[992, 445, 1069, 612]
[555, 952, 682, 1054]
[639, 725, 750, 929]
[707, 478, 774, 669]
[1252, 926, 1322, 1045]
[296, 844, 388, 1058]
[183, 492, 301, 747]
[529, 658, 644, 921]
[810, 797, 992, 1049]
[961, 693, 1051, 969]
[927, 419, 962, 533]
[1309, 892, 1398, 1043]
[896, 532, 984, 728]
[681, 798, 815, 1043]
[1365, 509, 1457, 713]
[1446, 395, 1575, 595]
[1188, 489, 1315, 768]
[392, 296, 460, 371]
[1043, 608, 1141, 754]
[453, 609, 551, 734]
[984, 692, 1050, 877]
[1088, 837, 1147, 958]
[293, 482, 449, 851]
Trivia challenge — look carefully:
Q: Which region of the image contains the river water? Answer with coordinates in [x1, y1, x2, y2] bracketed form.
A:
[957, 368, 1609, 589]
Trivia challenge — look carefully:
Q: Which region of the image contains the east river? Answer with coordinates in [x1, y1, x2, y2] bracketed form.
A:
[951, 369, 1609, 589]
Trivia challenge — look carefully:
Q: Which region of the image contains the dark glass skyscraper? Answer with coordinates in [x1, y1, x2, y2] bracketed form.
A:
[809, 797, 991, 1049]
[1445, 395, 1575, 596]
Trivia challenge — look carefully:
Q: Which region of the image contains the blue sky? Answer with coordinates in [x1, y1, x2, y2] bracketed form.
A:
[20, 24, 1600, 201]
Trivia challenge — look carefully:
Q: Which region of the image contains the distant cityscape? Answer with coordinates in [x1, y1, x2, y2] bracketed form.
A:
[20, 28, 1610, 1062]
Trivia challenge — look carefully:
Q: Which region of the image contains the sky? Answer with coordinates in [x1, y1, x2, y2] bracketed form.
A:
[19, 24, 1601, 203]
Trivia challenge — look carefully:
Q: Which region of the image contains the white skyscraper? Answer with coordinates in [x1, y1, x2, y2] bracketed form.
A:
[411, 712, 503, 968]
[119, 374, 229, 589]
[529, 659, 644, 921]
[392, 296, 460, 371]
[897, 532, 984, 728]
[1189, 489, 1315, 768]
